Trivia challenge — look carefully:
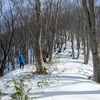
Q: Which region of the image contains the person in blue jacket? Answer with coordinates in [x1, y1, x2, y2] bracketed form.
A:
[19, 55, 25, 69]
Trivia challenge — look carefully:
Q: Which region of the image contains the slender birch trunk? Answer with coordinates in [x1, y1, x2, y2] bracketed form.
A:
[34, 0, 47, 74]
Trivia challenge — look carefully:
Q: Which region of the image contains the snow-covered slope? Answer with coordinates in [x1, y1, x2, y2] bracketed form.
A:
[0, 45, 100, 100]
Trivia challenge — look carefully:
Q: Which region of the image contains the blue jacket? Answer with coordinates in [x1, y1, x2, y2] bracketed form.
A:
[19, 55, 25, 63]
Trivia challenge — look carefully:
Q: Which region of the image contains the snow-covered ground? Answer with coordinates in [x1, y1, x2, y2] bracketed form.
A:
[0, 44, 100, 100]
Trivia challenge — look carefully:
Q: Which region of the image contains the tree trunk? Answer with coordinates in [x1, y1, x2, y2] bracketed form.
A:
[34, 42, 45, 74]
[76, 34, 80, 59]
[0, 60, 6, 76]
[0, 67, 4, 76]
[71, 32, 75, 59]
[82, 0, 100, 83]
[82, 25, 90, 64]
[49, 0, 62, 62]
[34, 0, 46, 74]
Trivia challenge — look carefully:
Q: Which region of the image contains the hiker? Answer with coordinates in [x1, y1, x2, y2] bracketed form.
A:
[19, 55, 25, 69]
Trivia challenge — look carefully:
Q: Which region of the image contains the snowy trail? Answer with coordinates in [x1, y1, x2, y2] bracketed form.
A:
[0, 49, 100, 100]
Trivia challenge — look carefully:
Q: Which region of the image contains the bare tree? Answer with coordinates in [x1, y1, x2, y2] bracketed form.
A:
[0, 7, 17, 76]
[33, 0, 47, 74]
[49, 0, 62, 62]
[82, 0, 100, 83]
[42, 0, 53, 62]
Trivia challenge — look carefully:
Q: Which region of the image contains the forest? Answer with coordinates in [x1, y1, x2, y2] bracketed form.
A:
[0, 0, 100, 83]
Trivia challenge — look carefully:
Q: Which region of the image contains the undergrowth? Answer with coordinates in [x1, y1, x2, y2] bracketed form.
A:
[11, 78, 32, 100]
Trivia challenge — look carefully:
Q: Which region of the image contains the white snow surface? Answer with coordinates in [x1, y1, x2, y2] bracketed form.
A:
[0, 45, 100, 100]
